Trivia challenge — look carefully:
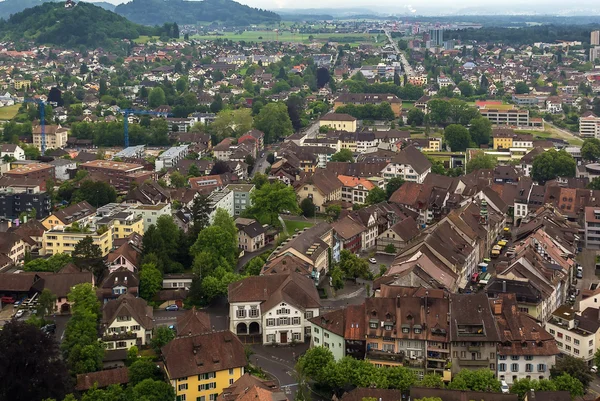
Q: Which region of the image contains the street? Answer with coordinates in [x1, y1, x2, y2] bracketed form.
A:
[251, 153, 269, 178]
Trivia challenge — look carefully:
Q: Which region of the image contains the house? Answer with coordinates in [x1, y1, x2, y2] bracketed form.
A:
[97, 268, 139, 304]
[0, 231, 28, 264]
[161, 331, 246, 401]
[376, 217, 420, 253]
[228, 272, 321, 344]
[38, 266, 94, 313]
[0, 272, 43, 300]
[235, 218, 266, 252]
[238, 129, 265, 152]
[382, 146, 432, 183]
[0, 144, 25, 161]
[492, 293, 559, 385]
[218, 373, 286, 401]
[545, 305, 600, 364]
[42, 201, 96, 230]
[107, 237, 142, 273]
[101, 293, 154, 350]
[176, 306, 213, 336]
[33, 124, 69, 151]
[449, 293, 500, 375]
[75, 367, 129, 391]
[319, 113, 357, 133]
[338, 175, 376, 205]
[162, 273, 194, 290]
[295, 169, 342, 212]
[48, 158, 77, 181]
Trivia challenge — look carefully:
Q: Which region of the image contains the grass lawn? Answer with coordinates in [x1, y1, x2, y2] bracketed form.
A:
[0, 104, 20, 120]
[191, 31, 378, 46]
[282, 219, 314, 235]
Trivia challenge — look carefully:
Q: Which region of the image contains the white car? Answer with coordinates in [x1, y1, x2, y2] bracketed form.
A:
[14, 309, 25, 319]
[501, 380, 509, 394]
[369, 258, 377, 264]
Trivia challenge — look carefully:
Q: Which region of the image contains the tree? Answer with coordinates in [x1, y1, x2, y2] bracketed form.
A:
[286, 94, 305, 131]
[365, 187, 386, 205]
[0, 320, 71, 401]
[244, 255, 267, 276]
[296, 346, 335, 384]
[23, 253, 71, 273]
[251, 173, 268, 189]
[142, 216, 184, 274]
[418, 373, 444, 388]
[458, 81, 473, 97]
[581, 138, 600, 162]
[211, 109, 253, 140]
[515, 81, 530, 94]
[326, 204, 342, 221]
[139, 262, 163, 302]
[469, 117, 492, 146]
[444, 124, 471, 151]
[38, 288, 57, 317]
[338, 250, 371, 279]
[254, 102, 294, 143]
[190, 194, 211, 237]
[191, 211, 238, 277]
[72, 236, 104, 280]
[466, 153, 496, 173]
[531, 149, 576, 184]
[169, 171, 187, 188]
[245, 181, 300, 226]
[330, 266, 344, 290]
[407, 108, 425, 126]
[150, 326, 175, 354]
[331, 149, 354, 162]
[132, 378, 175, 401]
[510, 378, 557, 400]
[384, 243, 396, 254]
[385, 177, 405, 200]
[550, 355, 593, 389]
[447, 369, 501, 392]
[300, 198, 316, 218]
[553, 373, 585, 397]
[148, 87, 166, 108]
[129, 358, 163, 386]
[428, 99, 451, 125]
[72, 180, 117, 207]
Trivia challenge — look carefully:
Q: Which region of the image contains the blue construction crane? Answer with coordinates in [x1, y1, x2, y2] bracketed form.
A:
[24, 98, 47, 155]
[123, 109, 172, 148]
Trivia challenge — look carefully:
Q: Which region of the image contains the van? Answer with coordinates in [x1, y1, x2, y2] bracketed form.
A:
[471, 272, 480, 283]
[1, 296, 15, 304]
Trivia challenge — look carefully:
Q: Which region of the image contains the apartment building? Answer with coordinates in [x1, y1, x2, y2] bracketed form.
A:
[42, 201, 96, 230]
[131, 203, 172, 232]
[5, 163, 54, 181]
[381, 146, 432, 183]
[0, 188, 51, 220]
[225, 184, 254, 216]
[42, 226, 113, 256]
[80, 160, 149, 192]
[319, 113, 358, 133]
[580, 113, 600, 138]
[33, 125, 69, 151]
[585, 207, 600, 249]
[545, 306, 600, 364]
[480, 108, 531, 127]
[338, 175, 375, 205]
[154, 145, 189, 171]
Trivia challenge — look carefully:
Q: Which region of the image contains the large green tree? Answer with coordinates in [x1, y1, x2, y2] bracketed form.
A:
[331, 149, 354, 162]
[407, 108, 425, 126]
[254, 102, 294, 143]
[139, 262, 163, 303]
[385, 177, 405, 200]
[550, 355, 593, 389]
[469, 116, 492, 146]
[149, 327, 175, 354]
[148, 87, 166, 108]
[466, 152, 496, 173]
[446, 369, 501, 392]
[444, 124, 471, 152]
[365, 187, 386, 205]
[211, 109, 253, 141]
[581, 138, 600, 161]
[72, 236, 104, 280]
[531, 149, 576, 184]
[245, 181, 300, 226]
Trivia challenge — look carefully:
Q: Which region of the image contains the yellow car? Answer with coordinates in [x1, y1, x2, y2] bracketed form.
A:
[497, 240, 508, 247]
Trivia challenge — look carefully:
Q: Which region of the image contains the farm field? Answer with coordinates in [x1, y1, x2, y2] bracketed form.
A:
[0, 104, 20, 120]
[191, 31, 382, 46]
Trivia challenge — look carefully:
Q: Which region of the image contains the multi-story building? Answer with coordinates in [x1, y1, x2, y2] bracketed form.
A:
[295, 169, 342, 213]
[42, 225, 113, 256]
[208, 188, 234, 223]
[0, 232, 28, 264]
[80, 160, 151, 193]
[95, 210, 144, 240]
[131, 203, 172, 232]
[228, 272, 321, 344]
[101, 293, 154, 350]
[0, 188, 51, 220]
[235, 218, 266, 252]
[338, 175, 375, 205]
[42, 201, 96, 230]
[492, 294, 558, 385]
[429, 28, 444, 47]
[155, 145, 189, 171]
[480, 108, 531, 127]
[225, 184, 254, 216]
[585, 207, 600, 249]
[33, 125, 69, 151]
[4, 163, 54, 181]
[592, 30, 600, 46]
[0, 144, 25, 161]
[319, 113, 358, 133]
[545, 306, 600, 364]
[579, 113, 600, 138]
[162, 331, 246, 401]
[449, 293, 500, 376]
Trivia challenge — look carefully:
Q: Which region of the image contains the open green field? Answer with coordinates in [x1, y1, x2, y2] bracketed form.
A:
[282, 219, 314, 235]
[0, 104, 20, 120]
[190, 31, 381, 46]
[133, 36, 160, 44]
[516, 127, 583, 146]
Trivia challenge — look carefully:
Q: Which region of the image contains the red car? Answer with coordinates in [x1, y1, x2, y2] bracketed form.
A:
[1, 296, 15, 304]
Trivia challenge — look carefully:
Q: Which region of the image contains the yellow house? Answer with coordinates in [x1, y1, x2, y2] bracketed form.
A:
[422, 137, 442, 152]
[492, 129, 516, 149]
[13, 79, 31, 90]
[98, 213, 144, 240]
[295, 170, 342, 213]
[162, 331, 247, 401]
[42, 201, 96, 230]
[42, 226, 113, 256]
[319, 113, 357, 133]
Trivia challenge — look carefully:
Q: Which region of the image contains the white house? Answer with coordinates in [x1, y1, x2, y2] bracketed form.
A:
[545, 305, 600, 365]
[0, 144, 25, 161]
[228, 272, 321, 344]
[381, 145, 432, 183]
[101, 293, 154, 350]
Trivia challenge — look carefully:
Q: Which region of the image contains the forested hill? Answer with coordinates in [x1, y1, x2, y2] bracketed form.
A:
[445, 24, 597, 45]
[114, 0, 280, 26]
[0, 2, 178, 48]
[0, 0, 115, 19]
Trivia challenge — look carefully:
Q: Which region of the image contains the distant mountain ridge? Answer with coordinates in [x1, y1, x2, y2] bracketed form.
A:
[114, 0, 280, 26]
[0, 0, 114, 18]
[0, 2, 177, 48]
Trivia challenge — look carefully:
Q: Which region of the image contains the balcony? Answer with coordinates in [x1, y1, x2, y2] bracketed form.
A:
[102, 331, 137, 341]
[367, 350, 424, 368]
[458, 358, 489, 367]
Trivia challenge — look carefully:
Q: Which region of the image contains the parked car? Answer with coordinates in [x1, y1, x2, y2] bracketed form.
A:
[165, 304, 179, 311]
[501, 381, 509, 394]
[368, 258, 377, 264]
[591, 366, 598, 373]
[41, 323, 56, 334]
[14, 309, 25, 319]
[1, 296, 15, 304]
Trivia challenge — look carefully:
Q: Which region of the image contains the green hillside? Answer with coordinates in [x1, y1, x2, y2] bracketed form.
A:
[114, 0, 281, 26]
[0, 2, 177, 48]
[0, 0, 115, 19]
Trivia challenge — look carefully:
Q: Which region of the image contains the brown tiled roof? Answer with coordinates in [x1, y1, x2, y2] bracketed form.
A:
[219, 373, 283, 401]
[410, 387, 517, 401]
[389, 145, 431, 175]
[162, 331, 246, 379]
[298, 169, 342, 196]
[262, 254, 312, 276]
[310, 308, 346, 337]
[331, 216, 366, 240]
[176, 307, 212, 336]
[75, 367, 129, 391]
[0, 272, 41, 292]
[102, 293, 153, 330]
[450, 293, 500, 342]
[338, 388, 404, 401]
[389, 182, 433, 210]
[321, 113, 357, 122]
[40, 272, 93, 298]
[107, 241, 141, 267]
[389, 217, 419, 241]
[51, 201, 96, 224]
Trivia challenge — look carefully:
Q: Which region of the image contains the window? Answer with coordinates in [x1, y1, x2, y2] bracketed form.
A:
[511, 364, 519, 372]
[277, 317, 289, 326]
[198, 373, 216, 380]
[197, 397, 205, 401]
[249, 307, 259, 318]
[565, 345, 571, 351]
[566, 335, 572, 342]
[277, 308, 290, 315]
[526, 364, 533, 372]
[370, 322, 378, 329]
[198, 383, 217, 391]
[178, 384, 188, 391]
[524, 355, 533, 361]
[292, 317, 300, 325]
[177, 396, 186, 401]
[229, 379, 234, 385]
[414, 327, 422, 334]
[229, 369, 234, 375]
[499, 355, 507, 360]
[209, 394, 218, 401]
[402, 327, 409, 334]
[511, 356, 519, 361]
[266, 319, 275, 327]
[236, 308, 246, 318]
[574, 348, 580, 355]
[131, 325, 140, 331]
[538, 364, 546, 372]
[490, 353, 495, 359]
[557, 332, 563, 338]
[313, 327, 319, 334]
[267, 334, 275, 342]
[305, 311, 313, 319]
[293, 332, 301, 341]
[499, 363, 506, 372]
[590, 340, 594, 346]
[368, 342, 378, 350]
[574, 339, 580, 345]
